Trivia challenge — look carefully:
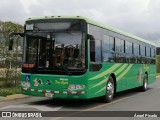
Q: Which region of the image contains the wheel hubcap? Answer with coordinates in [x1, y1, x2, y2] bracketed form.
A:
[107, 82, 114, 98]
[144, 79, 147, 89]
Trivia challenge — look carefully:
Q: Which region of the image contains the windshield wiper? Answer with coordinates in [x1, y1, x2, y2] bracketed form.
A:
[62, 64, 72, 75]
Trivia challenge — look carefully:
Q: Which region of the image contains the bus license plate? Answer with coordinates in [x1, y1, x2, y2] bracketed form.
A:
[45, 93, 53, 98]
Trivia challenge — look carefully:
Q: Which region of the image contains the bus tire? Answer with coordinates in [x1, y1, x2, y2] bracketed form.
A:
[141, 74, 148, 92]
[104, 76, 115, 103]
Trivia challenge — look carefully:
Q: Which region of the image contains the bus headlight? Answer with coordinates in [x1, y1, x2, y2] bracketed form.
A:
[21, 82, 31, 88]
[68, 84, 85, 91]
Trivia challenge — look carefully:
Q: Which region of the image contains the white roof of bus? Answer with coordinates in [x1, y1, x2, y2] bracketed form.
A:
[27, 16, 155, 46]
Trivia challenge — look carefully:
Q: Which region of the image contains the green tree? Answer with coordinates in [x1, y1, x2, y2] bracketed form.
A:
[0, 21, 23, 87]
[156, 55, 160, 73]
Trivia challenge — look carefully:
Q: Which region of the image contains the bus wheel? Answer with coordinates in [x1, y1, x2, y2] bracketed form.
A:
[141, 74, 148, 91]
[104, 76, 115, 103]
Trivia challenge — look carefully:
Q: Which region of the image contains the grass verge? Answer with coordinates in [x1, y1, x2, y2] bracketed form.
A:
[156, 73, 160, 76]
[0, 86, 21, 97]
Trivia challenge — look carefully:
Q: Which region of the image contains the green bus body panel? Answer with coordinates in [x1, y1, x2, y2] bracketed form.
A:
[21, 63, 156, 99]
[21, 72, 89, 99]
[87, 63, 156, 98]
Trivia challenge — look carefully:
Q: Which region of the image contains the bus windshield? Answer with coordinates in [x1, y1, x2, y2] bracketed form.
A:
[24, 31, 86, 74]
[22, 19, 86, 74]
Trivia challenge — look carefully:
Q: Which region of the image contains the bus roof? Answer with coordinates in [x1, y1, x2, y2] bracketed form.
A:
[27, 16, 155, 46]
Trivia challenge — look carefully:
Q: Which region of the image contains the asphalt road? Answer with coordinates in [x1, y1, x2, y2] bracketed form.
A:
[0, 77, 160, 120]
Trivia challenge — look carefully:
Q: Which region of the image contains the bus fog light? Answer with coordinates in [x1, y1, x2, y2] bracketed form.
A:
[76, 85, 85, 89]
[68, 85, 76, 90]
[21, 82, 31, 88]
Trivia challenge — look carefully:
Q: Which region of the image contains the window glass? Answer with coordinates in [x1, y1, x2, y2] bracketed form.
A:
[151, 48, 154, 57]
[120, 40, 125, 53]
[103, 36, 114, 51]
[88, 24, 102, 40]
[109, 37, 115, 51]
[150, 48, 156, 59]
[103, 35, 110, 51]
[102, 36, 115, 62]
[134, 44, 139, 55]
[125, 41, 132, 54]
[151, 52, 156, 63]
[90, 40, 102, 71]
[115, 38, 124, 53]
[141, 45, 145, 56]
[146, 46, 150, 57]
[103, 52, 115, 62]
[95, 40, 102, 63]
[115, 38, 120, 52]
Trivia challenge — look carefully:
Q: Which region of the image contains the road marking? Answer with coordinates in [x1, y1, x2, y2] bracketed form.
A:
[0, 104, 62, 111]
[52, 96, 130, 120]
[83, 97, 130, 111]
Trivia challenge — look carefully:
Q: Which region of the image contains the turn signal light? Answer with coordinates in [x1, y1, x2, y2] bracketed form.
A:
[23, 64, 35, 68]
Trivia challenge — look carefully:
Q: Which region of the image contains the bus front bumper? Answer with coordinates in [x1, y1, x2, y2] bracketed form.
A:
[21, 87, 88, 99]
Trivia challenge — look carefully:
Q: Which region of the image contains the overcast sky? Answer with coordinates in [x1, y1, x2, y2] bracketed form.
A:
[1, 0, 160, 46]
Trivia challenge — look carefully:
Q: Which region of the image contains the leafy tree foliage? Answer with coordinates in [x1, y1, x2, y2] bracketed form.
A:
[0, 21, 23, 87]
[156, 55, 160, 73]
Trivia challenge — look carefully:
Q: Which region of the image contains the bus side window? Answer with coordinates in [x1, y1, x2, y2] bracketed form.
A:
[151, 48, 156, 64]
[95, 40, 102, 62]
[90, 40, 102, 71]
[90, 40, 102, 63]
[103, 36, 115, 62]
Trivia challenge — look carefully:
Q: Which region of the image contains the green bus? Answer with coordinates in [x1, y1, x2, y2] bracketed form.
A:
[10, 16, 156, 102]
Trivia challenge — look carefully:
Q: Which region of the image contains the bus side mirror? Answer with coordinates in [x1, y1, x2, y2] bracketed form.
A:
[9, 37, 13, 50]
[87, 34, 94, 40]
[8, 32, 24, 50]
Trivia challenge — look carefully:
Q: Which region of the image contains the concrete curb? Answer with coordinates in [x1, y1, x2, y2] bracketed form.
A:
[0, 94, 28, 102]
